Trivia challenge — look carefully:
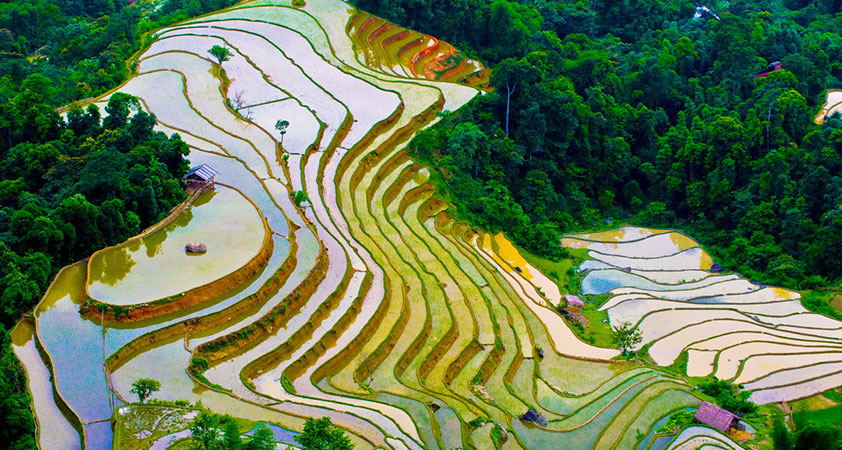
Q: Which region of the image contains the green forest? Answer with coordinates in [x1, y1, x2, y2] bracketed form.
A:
[0, 1, 242, 448]
[353, 0, 842, 291]
[0, 0, 239, 105]
[0, 90, 190, 450]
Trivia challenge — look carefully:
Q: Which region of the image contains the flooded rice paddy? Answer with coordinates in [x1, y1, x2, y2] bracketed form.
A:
[87, 187, 265, 305]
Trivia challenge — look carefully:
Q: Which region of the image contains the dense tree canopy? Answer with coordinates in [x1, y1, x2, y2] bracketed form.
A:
[0, 323, 35, 450]
[0, 82, 190, 448]
[189, 412, 276, 450]
[0, 0, 240, 106]
[0, 87, 190, 325]
[374, 0, 842, 289]
[0, 2, 233, 447]
[295, 417, 355, 450]
[773, 419, 842, 450]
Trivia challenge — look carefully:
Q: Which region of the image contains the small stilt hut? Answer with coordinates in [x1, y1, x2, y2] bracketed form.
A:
[183, 164, 218, 191]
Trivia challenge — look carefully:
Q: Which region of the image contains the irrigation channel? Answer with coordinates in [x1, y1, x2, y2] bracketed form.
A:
[15, 1, 842, 449]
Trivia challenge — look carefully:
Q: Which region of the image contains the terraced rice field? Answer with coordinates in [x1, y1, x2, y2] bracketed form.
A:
[16, 1, 742, 449]
[86, 187, 266, 306]
[565, 227, 842, 406]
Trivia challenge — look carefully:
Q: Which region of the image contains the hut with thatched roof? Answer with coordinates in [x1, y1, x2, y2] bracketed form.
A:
[564, 294, 585, 307]
[694, 402, 738, 432]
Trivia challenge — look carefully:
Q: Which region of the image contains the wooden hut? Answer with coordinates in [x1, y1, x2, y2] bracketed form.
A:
[694, 402, 738, 433]
[183, 164, 218, 191]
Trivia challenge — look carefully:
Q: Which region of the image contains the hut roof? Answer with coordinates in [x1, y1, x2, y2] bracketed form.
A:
[183, 164, 218, 181]
[694, 402, 738, 432]
[520, 409, 548, 427]
[564, 294, 585, 307]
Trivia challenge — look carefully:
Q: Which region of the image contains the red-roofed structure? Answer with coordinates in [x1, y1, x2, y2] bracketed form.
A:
[694, 402, 738, 432]
[755, 61, 783, 78]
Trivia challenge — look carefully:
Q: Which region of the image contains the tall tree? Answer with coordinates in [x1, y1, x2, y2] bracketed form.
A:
[490, 58, 539, 137]
[130, 378, 161, 403]
[610, 321, 643, 354]
[275, 119, 290, 146]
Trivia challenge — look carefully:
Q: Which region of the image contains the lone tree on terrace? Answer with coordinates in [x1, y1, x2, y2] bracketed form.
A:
[275, 119, 290, 146]
[130, 378, 161, 403]
[296, 417, 354, 450]
[293, 190, 309, 207]
[611, 321, 643, 355]
[208, 45, 232, 65]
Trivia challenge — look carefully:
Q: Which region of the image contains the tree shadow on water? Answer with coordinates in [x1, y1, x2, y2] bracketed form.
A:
[94, 245, 137, 287]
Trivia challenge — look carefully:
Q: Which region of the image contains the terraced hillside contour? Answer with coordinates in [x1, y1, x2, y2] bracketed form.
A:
[14, 1, 744, 449]
[565, 227, 842, 405]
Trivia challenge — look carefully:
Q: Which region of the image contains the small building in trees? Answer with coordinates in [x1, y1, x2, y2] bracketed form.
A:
[755, 61, 783, 78]
[183, 164, 218, 191]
